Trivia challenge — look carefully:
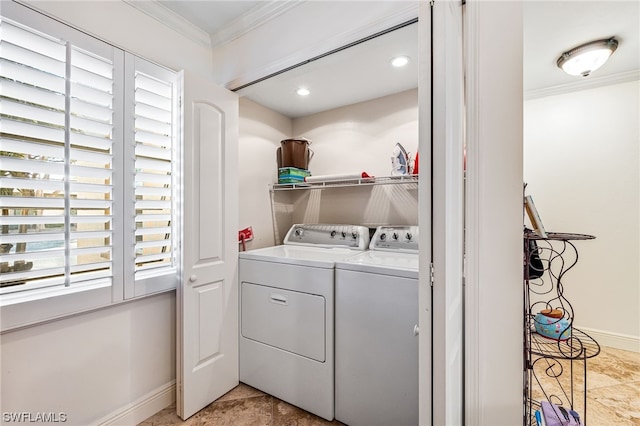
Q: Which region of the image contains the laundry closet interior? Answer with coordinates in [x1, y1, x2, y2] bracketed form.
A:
[234, 19, 422, 425]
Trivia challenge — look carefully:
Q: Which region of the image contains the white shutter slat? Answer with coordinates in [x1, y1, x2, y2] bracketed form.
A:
[0, 267, 65, 285]
[1, 78, 65, 110]
[70, 81, 112, 108]
[69, 181, 112, 195]
[135, 172, 171, 185]
[135, 200, 171, 210]
[69, 268, 111, 283]
[135, 226, 171, 236]
[1, 138, 65, 159]
[70, 98, 113, 123]
[135, 102, 171, 123]
[68, 199, 111, 209]
[0, 45, 65, 83]
[135, 186, 171, 197]
[135, 116, 171, 136]
[0, 231, 64, 244]
[0, 196, 64, 209]
[71, 47, 113, 79]
[1, 117, 65, 143]
[0, 57, 64, 93]
[1, 98, 65, 126]
[1, 249, 65, 263]
[69, 246, 111, 257]
[70, 132, 113, 151]
[0, 216, 107, 227]
[134, 87, 171, 111]
[135, 130, 172, 147]
[71, 230, 111, 240]
[69, 148, 112, 166]
[70, 115, 113, 138]
[136, 240, 171, 251]
[135, 156, 171, 173]
[1, 20, 65, 61]
[135, 72, 171, 97]
[136, 213, 171, 222]
[135, 144, 171, 161]
[0, 156, 64, 176]
[135, 252, 172, 265]
[69, 164, 112, 180]
[71, 65, 113, 93]
[0, 215, 65, 226]
[0, 177, 64, 193]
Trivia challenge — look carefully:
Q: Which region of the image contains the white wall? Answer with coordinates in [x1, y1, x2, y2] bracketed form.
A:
[239, 89, 419, 247]
[1, 2, 216, 424]
[1, 293, 175, 426]
[238, 97, 292, 250]
[524, 80, 640, 351]
[293, 89, 418, 178]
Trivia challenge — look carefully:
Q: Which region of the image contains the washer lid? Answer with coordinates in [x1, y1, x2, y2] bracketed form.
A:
[335, 250, 419, 278]
[239, 245, 364, 268]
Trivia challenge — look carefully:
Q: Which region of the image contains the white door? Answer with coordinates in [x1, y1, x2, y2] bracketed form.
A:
[426, 0, 465, 424]
[177, 70, 239, 420]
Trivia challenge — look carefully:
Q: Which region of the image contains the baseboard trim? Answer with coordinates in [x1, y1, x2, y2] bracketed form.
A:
[578, 326, 640, 353]
[94, 381, 176, 426]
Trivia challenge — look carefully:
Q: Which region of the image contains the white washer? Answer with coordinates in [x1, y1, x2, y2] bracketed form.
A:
[239, 223, 370, 421]
[335, 225, 419, 426]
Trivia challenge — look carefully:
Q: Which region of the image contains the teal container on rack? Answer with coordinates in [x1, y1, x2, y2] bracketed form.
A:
[278, 167, 311, 184]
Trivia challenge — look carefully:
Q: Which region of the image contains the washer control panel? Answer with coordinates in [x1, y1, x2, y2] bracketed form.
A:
[284, 224, 370, 250]
[370, 226, 419, 252]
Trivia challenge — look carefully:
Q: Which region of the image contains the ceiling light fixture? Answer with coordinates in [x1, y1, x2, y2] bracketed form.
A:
[391, 56, 410, 68]
[296, 88, 310, 96]
[556, 38, 618, 77]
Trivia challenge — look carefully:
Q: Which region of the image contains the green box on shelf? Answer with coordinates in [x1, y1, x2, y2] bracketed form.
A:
[278, 167, 310, 178]
[278, 167, 310, 184]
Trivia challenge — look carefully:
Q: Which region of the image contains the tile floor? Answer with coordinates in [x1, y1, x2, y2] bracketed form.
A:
[140, 346, 639, 426]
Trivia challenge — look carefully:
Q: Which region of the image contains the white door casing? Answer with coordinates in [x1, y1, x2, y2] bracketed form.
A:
[417, 2, 433, 425]
[464, 2, 524, 425]
[177, 70, 239, 420]
[430, 0, 466, 425]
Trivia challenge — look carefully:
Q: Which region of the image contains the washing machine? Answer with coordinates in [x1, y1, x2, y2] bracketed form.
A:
[335, 225, 419, 426]
[239, 223, 370, 421]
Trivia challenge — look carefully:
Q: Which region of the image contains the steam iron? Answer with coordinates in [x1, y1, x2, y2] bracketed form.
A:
[391, 143, 409, 175]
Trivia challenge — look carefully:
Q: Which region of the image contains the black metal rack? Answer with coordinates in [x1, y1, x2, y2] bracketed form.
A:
[523, 231, 600, 426]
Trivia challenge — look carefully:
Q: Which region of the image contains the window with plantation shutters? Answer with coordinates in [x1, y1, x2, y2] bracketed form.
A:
[1, 19, 115, 293]
[133, 69, 176, 278]
[0, 4, 179, 330]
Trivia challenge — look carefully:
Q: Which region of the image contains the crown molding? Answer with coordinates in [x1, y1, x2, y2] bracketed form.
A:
[122, 0, 212, 48]
[525, 69, 640, 100]
[211, 0, 304, 48]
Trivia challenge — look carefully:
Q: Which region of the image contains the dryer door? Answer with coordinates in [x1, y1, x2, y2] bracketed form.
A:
[241, 282, 326, 362]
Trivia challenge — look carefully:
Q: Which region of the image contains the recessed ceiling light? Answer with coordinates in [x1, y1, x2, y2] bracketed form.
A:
[557, 38, 618, 77]
[391, 56, 410, 68]
[296, 88, 310, 96]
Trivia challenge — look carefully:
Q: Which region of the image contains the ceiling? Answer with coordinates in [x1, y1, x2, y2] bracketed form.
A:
[523, 1, 639, 92]
[156, 1, 639, 117]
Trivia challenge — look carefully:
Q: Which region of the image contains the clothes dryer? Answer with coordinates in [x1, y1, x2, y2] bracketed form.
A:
[239, 223, 369, 421]
[334, 225, 419, 426]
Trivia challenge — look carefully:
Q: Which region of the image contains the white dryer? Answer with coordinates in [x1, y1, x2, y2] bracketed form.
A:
[239, 223, 370, 421]
[335, 225, 420, 426]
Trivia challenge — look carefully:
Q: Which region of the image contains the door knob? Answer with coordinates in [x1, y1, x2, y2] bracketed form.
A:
[413, 324, 420, 336]
[189, 275, 197, 282]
